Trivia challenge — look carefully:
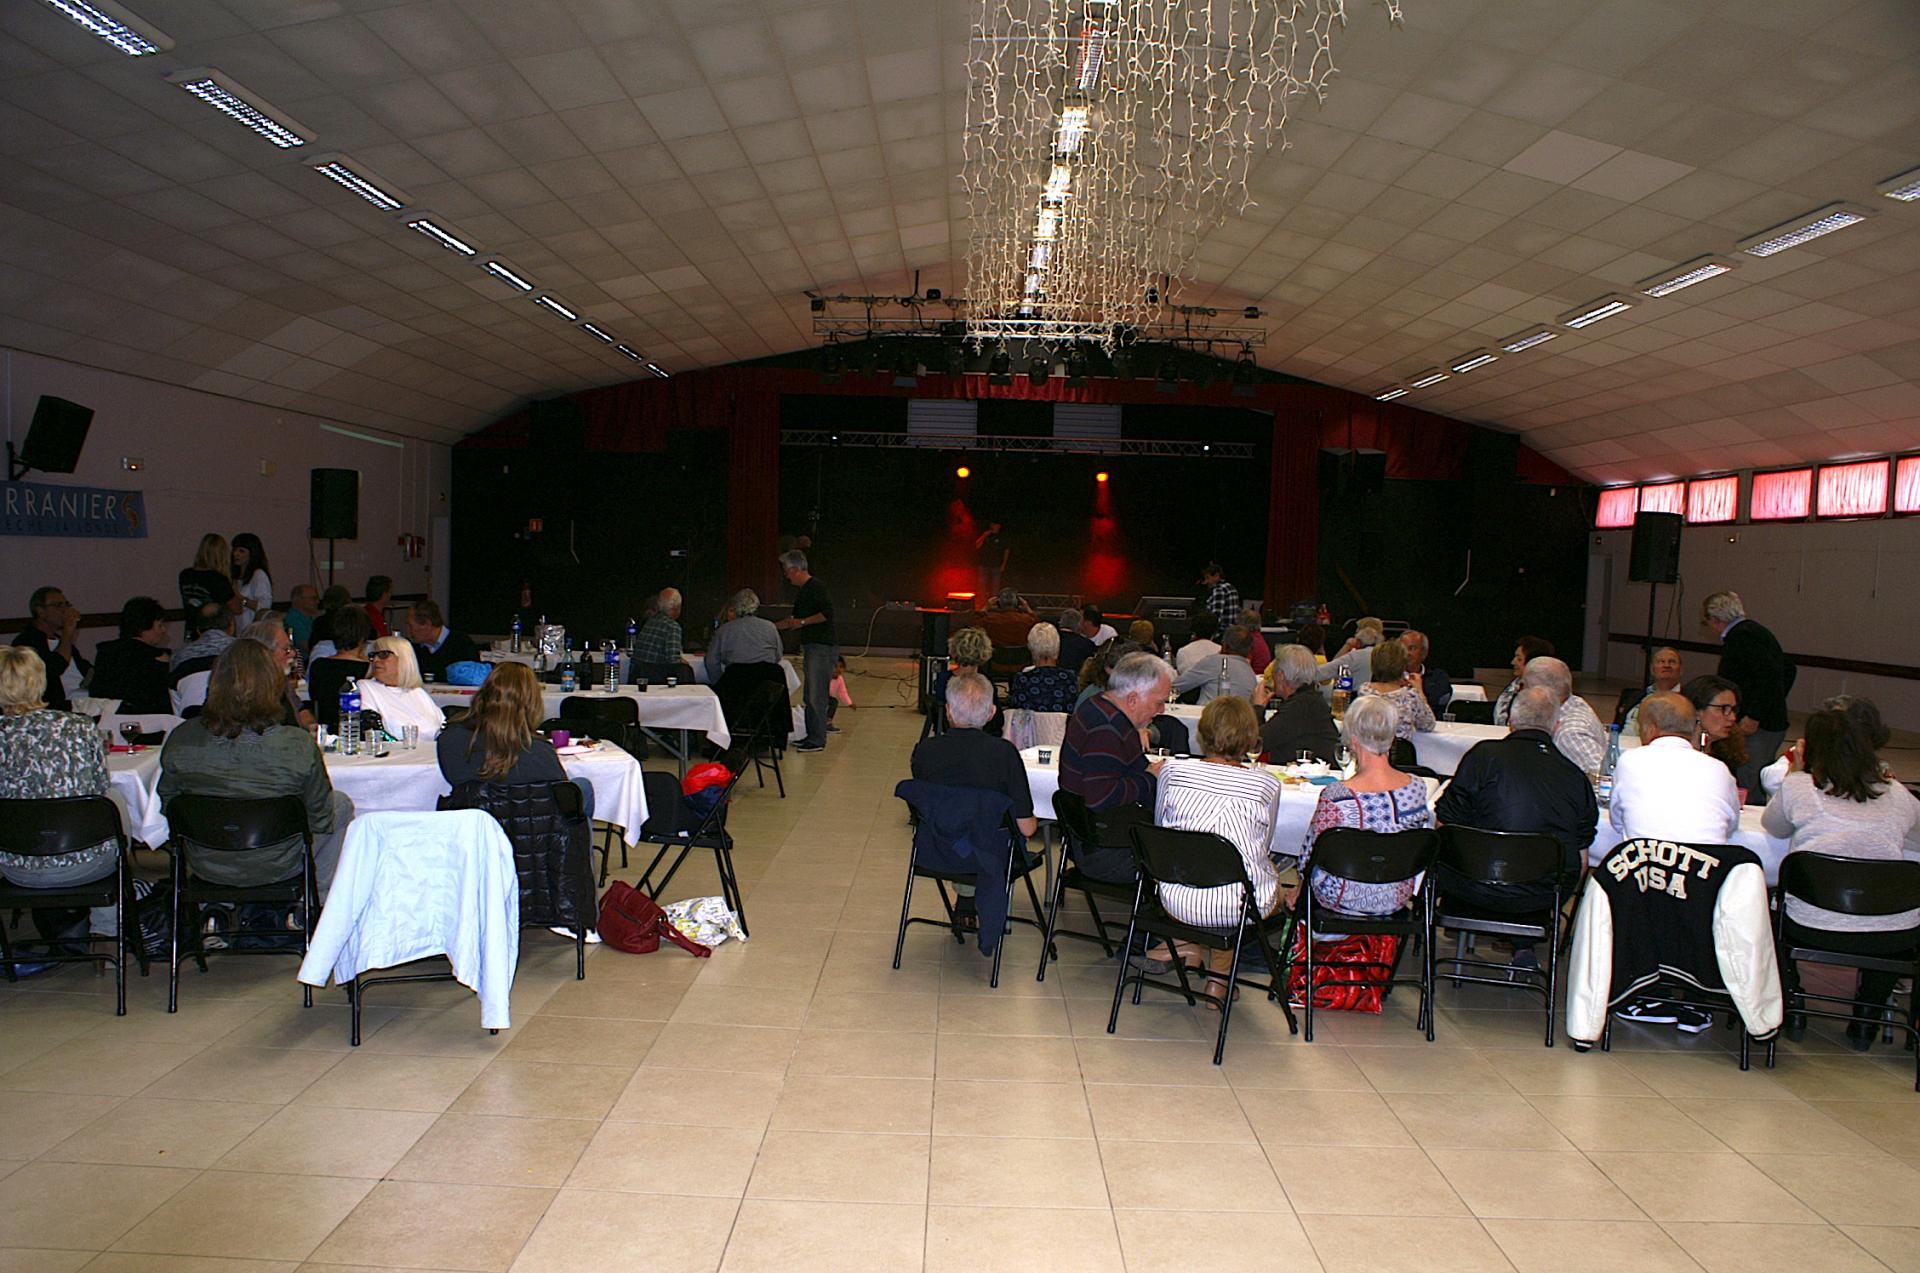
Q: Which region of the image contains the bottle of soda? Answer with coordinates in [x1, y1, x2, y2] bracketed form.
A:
[1216, 654, 1230, 702]
[510, 614, 522, 653]
[625, 617, 638, 653]
[1316, 603, 1331, 628]
[339, 678, 362, 755]
[1333, 663, 1353, 717]
[1598, 723, 1622, 805]
[604, 642, 622, 692]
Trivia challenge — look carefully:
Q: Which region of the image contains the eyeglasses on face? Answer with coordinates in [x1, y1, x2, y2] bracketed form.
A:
[1704, 700, 1738, 714]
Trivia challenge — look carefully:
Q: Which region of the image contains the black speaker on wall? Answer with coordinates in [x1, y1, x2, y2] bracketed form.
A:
[1628, 511, 1682, 584]
[310, 468, 360, 540]
[19, 396, 93, 474]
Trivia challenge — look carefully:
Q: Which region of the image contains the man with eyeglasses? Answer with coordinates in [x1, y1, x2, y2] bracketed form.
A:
[1701, 590, 1794, 796]
[12, 586, 90, 712]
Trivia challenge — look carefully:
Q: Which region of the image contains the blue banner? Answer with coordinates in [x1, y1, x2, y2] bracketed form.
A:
[1, 480, 147, 538]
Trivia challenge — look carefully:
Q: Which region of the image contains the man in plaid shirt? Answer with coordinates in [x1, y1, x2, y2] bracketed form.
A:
[634, 588, 684, 664]
[1198, 563, 1241, 631]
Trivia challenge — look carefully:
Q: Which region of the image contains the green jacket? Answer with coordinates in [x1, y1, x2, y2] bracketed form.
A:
[158, 721, 337, 885]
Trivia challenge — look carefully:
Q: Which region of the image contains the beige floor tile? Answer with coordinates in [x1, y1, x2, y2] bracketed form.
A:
[111, 1170, 374, 1261]
[1345, 1045, 1516, 1094]
[390, 1113, 597, 1188]
[670, 983, 813, 1029]
[294, 1051, 490, 1113]
[1839, 1224, 1920, 1272]
[1681, 1098, 1878, 1154]
[1242, 1087, 1415, 1147]
[1480, 1047, 1657, 1097]
[42, 1097, 277, 1169]
[1273, 1146, 1469, 1217]
[566, 1121, 761, 1197]
[1525, 1094, 1728, 1152]
[937, 994, 1073, 1037]
[1114, 1209, 1323, 1272]
[1769, 1055, 1920, 1102]
[1216, 1042, 1373, 1091]
[450, 1060, 632, 1120]
[0, 1090, 125, 1159]
[309, 1180, 554, 1270]
[1084, 1083, 1254, 1143]
[216, 1103, 437, 1178]
[1812, 1100, 1920, 1159]
[80, 1256, 298, 1272]
[932, 1079, 1094, 1139]
[495, 1015, 664, 1068]
[606, 1065, 785, 1130]
[139, 1045, 344, 1104]
[215, 1001, 401, 1052]
[1586, 1151, 1821, 1223]
[506, 1189, 737, 1273]
[1427, 1148, 1643, 1220]
[801, 991, 938, 1033]
[1614, 1052, 1797, 1101]
[1073, 1037, 1231, 1086]
[1097, 1139, 1289, 1212]
[719, 1199, 924, 1273]
[1748, 1152, 1920, 1226]
[0, 1036, 207, 1096]
[931, 1134, 1109, 1208]
[925, 1204, 1124, 1273]
[352, 1005, 517, 1060]
[768, 1073, 933, 1134]
[533, 978, 689, 1022]
[1068, 995, 1216, 1042]
[0, 1161, 196, 1249]
[788, 1028, 937, 1078]
[1482, 1219, 1700, 1272]
[746, 1130, 929, 1204]
[1384, 1091, 1572, 1150]
[641, 1023, 799, 1074]
[933, 1033, 1081, 1082]
[1299, 1214, 1516, 1272]
[1661, 1221, 1891, 1272]
[0, 1246, 91, 1272]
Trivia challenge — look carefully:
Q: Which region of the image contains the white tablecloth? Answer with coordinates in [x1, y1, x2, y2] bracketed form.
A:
[1412, 721, 1643, 777]
[680, 652, 801, 695]
[108, 740, 650, 847]
[1588, 805, 1790, 885]
[427, 684, 730, 749]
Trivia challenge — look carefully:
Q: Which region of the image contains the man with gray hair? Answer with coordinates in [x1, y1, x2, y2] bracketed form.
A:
[1314, 615, 1384, 698]
[1060, 651, 1173, 883]
[1254, 644, 1340, 764]
[1056, 607, 1096, 678]
[1702, 589, 1793, 793]
[704, 588, 783, 684]
[634, 587, 684, 665]
[1434, 685, 1598, 972]
[775, 551, 835, 751]
[1400, 630, 1452, 717]
[910, 672, 1037, 839]
[1170, 623, 1259, 705]
[1521, 655, 1608, 775]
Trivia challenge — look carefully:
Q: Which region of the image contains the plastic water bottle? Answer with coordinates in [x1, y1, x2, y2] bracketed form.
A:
[339, 678, 362, 755]
[1216, 654, 1230, 702]
[1598, 723, 1622, 805]
[625, 617, 638, 653]
[510, 614, 522, 652]
[604, 643, 621, 692]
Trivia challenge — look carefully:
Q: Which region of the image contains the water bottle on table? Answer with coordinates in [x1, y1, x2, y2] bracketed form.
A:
[1597, 723, 1622, 805]
[339, 678, 362, 755]
[510, 614, 522, 653]
[604, 642, 621, 692]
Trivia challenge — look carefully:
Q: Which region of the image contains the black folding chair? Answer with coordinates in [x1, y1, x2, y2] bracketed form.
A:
[1433, 825, 1570, 1047]
[441, 779, 596, 980]
[0, 797, 141, 1014]
[1299, 826, 1441, 1042]
[1447, 700, 1496, 725]
[630, 661, 688, 686]
[163, 794, 317, 1014]
[633, 767, 749, 935]
[1034, 790, 1140, 980]
[1109, 824, 1299, 1063]
[738, 681, 789, 798]
[1148, 713, 1190, 754]
[892, 785, 1047, 990]
[1387, 737, 1443, 779]
[1775, 852, 1920, 1091]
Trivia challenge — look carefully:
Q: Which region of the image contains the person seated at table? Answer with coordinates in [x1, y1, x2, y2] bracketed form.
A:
[1299, 695, 1433, 919]
[1128, 618, 1163, 660]
[286, 584, 321, 653]
[1295, 623, 1327, 665]
[405, 600, 478, 682]
[1170, 623, 1260, 705]
[89, 595, 172, 716]
[1059, 651, 1173, 882]
[363, 575, 395, 639]
[1434, 686, 1597, 972]
[240, 613, 316, 729]
[1610, 691, 1739, 846]
[158, 640, 354, 898]
[1759, 695, 1892, 799]
[1313, 616, 1384, 697]
[1074, 639, 1144, 708]
[437, 662, 592, 817]
[1238, 607, 1272, 675]
[1764, 703, 1920, 1049]
[0, 647, 117, 956]
[1520, 656, 1607, 776]
[1173, 611, 1220, 674]
[170, 601, 237, 712]
[1254, 644, 1340, 765]
[1681, 674, 1750, 793]
[1154, 695, 1283, 1005]
[1616, 646, 1683, 734]
[1399, 630, 1451, 717]
[1353, 637, 1435, 738]
[934, 625, 994, 710]
[307, 604, 372, 722]
[910, 671, 1038, 928]
[1010, 622, 1079, 713]
[13, 585, 91, 714]
[980, 588, 1037, 671]
[635, 588, 685, 664]
[1081, 605, 1118, 647]
[1056, 608, 1096, 680]
[306, 585, 354, 658]
[360, 637, 447, 741]
[1493, 635, 1555, 724]
[705, 588, 784, 683]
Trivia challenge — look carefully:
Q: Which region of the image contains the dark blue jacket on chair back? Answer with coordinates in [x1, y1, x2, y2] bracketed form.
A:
[895, 779, 1017, 955]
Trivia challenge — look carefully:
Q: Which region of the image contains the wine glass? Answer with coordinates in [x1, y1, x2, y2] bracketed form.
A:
[119, 722, 143, 750]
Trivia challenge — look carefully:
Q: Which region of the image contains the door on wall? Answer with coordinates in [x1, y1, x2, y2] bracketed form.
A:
[1584, 545, 1610, 679]
[431, 514, 451, 615]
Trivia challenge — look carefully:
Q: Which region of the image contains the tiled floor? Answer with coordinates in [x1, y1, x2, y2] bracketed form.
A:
[3, 656, 1918, 1272]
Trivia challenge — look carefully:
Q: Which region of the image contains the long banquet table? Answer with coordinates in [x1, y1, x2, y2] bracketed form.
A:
[428, 683, 731, 750]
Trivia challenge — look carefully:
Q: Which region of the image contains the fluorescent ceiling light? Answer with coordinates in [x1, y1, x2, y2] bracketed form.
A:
[167, 69, 310, 148]
[1044, 164, 1072, 201]
[579, 322, 614, 343]
[42, 0, 171, 55]
[1738, 203, 1871, 257]
[1640, 256, 1736, 298]
[645, 362, 670, 379]
[403, 213, 476, 256]
[1450, 349, 1498, 373]
[1878, 168, 1920, 203]
[1407, 368, 1449, 389]
[532, 294, 578, 321]
[1560, 294, 1634, 329]
[311, 154, 404, 211]
[614, 344, 644, 361]
[481, 258, 534, 291]
[1374, 386, 1407, 401]
[1500, 327, 1558, 353]
[1055, 106, 1090, 155]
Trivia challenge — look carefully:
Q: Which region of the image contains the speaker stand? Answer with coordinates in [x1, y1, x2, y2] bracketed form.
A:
[327, 538, 337, 589]
[1642, 581, 1658, 687]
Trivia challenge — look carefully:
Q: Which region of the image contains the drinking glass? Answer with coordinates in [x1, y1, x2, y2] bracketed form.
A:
[119, 722, 142, 750]
[402, 724, 420, 750]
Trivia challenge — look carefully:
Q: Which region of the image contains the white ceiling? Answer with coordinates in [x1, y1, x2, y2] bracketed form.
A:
[0, 0, 1915, 479]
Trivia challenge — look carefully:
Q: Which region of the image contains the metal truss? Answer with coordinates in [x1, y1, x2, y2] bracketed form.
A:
[781, 430, 1255, 459]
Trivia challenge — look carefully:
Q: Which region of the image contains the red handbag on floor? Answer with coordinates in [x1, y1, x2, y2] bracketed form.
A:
[597, 881, 712, 958]
[1285, 929, 1402, 1013]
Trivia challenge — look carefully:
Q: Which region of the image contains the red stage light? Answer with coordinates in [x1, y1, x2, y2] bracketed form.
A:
[956, 466, 971, 478]
[1095, 470, 1109, 483]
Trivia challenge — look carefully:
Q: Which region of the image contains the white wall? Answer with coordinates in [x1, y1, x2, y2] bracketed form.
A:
[2, 347, 452, 638]
[1589, 516, 1920, 729]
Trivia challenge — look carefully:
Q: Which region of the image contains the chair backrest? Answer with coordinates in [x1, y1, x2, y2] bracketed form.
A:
[895, 779, 1017, 845]
[1052, 788, 1097, 846]
[165, 794, 309, 852]
[560, 694, 639, 727]
[1780, 851, 1920, 920]
[1149, 713, 1191, 754]
[170, 670, 212, 716]
[1449, 700, 1496, 725]
[1387, 737, 1418, 769]
[1130, 823, 1251, 891]
[1310, 826, 1441, 885]
[632, 661, 685, 685]
[0, 796, 126, 859]
[1439, 824, 1565, 886]
[440, 779, 594, 929]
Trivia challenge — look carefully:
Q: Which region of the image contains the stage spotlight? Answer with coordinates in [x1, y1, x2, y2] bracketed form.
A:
[1027, 356, 1050, 386]
[1095, 471, 1109, 483]
[809, 295, 825, 312]
[956, 465, 971, 479]
[1064, 348, 1090, 387]
[943, 342, 967, 377]
[820, 342, 843, 383]
[1112, 350, 1134, 380]
[1154, 355, 1179, 394]
[1232, 344, 1257, 397]
[988, 344, 1013, 385]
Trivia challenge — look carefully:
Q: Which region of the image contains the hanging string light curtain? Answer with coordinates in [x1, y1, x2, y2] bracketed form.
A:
[963, 0, 1403, 349]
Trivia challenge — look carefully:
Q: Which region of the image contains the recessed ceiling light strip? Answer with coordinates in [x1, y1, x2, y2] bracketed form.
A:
[1878, 168, 1920, 203]
[482, 259, 535, 291]
[1641, 256, 1736, 297]
[1407, 369, 1449, 389]
[312, 157, 404, 211]
[1501, 328, 1558, 353]
[532, 294, 578, 321]
[1451, 350, 1497, 373]
[167, 69, 309, 148]
[403, 214, 477, 256]
[42, 0, 170, 55]
[1560, 294, 1635, 329]
[579, 322, 614, 343]
[1738, 203, 1871, 257]
[1374, 386, 1407, 401]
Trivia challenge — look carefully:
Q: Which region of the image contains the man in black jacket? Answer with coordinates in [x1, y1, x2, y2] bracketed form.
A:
[1434, 686, 1599, 972]
[88, 595, 172, 715]
[1254, 643, 1340, 764]
[406, 600, 478, 681]
[1703, 590, 1793, 794]
[12, 586, 90, 712]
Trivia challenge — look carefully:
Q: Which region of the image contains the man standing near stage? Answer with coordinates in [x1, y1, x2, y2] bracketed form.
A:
[776, 550, 835, 753]
[975, 521, 1008, 598]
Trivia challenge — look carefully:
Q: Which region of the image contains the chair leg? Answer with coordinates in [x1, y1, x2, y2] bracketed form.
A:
[1106, 900, 1144, 1035]
[891, 859, 919, 971]
[1036, 862, 1068, 983]
[633, 845, 672, 896]
[1213, 928, 1246, 1065]
[348, 979, 363, 1046]
[1544, 914, 1560, 1049]
[113, 858, 127, 1017]
[1302, 897, 1316, 1043]
[302, 855, 316, 1009]
[717, 843, 748, 938]
[0, 902, 15, 982]
[576, 927, 586, 980]
[167, 854, 182, 1014]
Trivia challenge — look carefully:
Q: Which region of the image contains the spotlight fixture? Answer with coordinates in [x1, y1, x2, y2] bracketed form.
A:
[1095, 471, 1110, 484]
[1500, 327, 1559, 354]
[1450, 349, 1498, 374]
[924, 288, 942, 301]
[1027, 356, 1050, 387]
[942, 342, 968, 378]
[1111, 350, 1134, 380]
[167, 69, 311, 148]
[402, 213, 477, 257]
[808, 294, 825, 312]
[42, 0, 171, 55]
[1154, 357, 1179, 393]
[1374, 386, 1407, 402]
[1064, 348, 1090, 387]
[1558, 294, 1635, 329]
[481, 258, 535, 291]
[1406, 368, 1449, 389]
[1232, 345, 1257, 397]
[988, 345, 1013, 386]
[1878, 167, 1920, 203]
[821, 342, 844, 383]
[956, 466, 971, 479]
[310, 154, 404, 211]
[892, 347, 920, 388]
[1738, 203, 1872, 257]
[1639, 255, 1738, 298]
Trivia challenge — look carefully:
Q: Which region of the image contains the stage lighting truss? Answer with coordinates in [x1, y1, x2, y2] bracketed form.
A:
[779, 429, 1254, 460]
[960, 0, 1402, 349]
[807, 301, 1267, 357]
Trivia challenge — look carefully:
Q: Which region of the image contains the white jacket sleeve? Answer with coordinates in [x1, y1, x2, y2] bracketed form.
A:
[1564, 875, 1615, 1045]
[1711, 860, 1783, 1039]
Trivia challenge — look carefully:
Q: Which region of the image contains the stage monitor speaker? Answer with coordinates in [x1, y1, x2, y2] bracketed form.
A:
[1628, 511, 1682, 584]
[310, 468, 360, 540]
[1318, 447, 1386, 496]
[20, 396, 93, 473]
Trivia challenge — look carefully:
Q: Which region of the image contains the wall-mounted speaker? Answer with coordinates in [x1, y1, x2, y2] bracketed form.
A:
[20, 396, 93, 474]
[310, 468, 360, 540]
[1628, 511, 1682, 584]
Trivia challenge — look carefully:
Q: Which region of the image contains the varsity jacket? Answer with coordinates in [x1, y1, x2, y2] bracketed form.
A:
[1566, 837, 1782, 1044]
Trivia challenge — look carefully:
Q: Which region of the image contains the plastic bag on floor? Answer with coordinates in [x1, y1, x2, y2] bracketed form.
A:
[662, 896, 747, 947]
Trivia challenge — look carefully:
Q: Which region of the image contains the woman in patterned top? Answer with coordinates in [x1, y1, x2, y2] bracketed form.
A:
[1300, 694, 1432, 917]
[1010, 622, 1079, 713]
[0, 646, 117, 950]
[1353, 638, 1435, 739]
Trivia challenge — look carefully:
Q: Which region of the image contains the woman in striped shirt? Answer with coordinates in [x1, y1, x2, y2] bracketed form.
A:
[1154, 695, 1283, 1005]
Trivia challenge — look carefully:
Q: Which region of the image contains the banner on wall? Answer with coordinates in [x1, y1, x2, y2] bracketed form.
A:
[0, 480, 147, 538]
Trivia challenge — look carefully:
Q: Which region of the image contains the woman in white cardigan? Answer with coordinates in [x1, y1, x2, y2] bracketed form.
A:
[359, 636, 446, 740]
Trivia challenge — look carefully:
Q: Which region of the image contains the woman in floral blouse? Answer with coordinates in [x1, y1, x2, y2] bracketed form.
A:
[1300, 694, 1433, 917]
[1352, 637, 1436, 740]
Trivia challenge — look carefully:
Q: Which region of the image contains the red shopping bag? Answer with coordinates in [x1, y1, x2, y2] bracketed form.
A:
[1285, 929, 1402, 1013]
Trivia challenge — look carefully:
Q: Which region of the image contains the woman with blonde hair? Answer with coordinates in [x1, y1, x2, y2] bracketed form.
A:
[436, 663, 592, 818]
[179, 532, 239, 616]
[358, 636, 446, 740]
